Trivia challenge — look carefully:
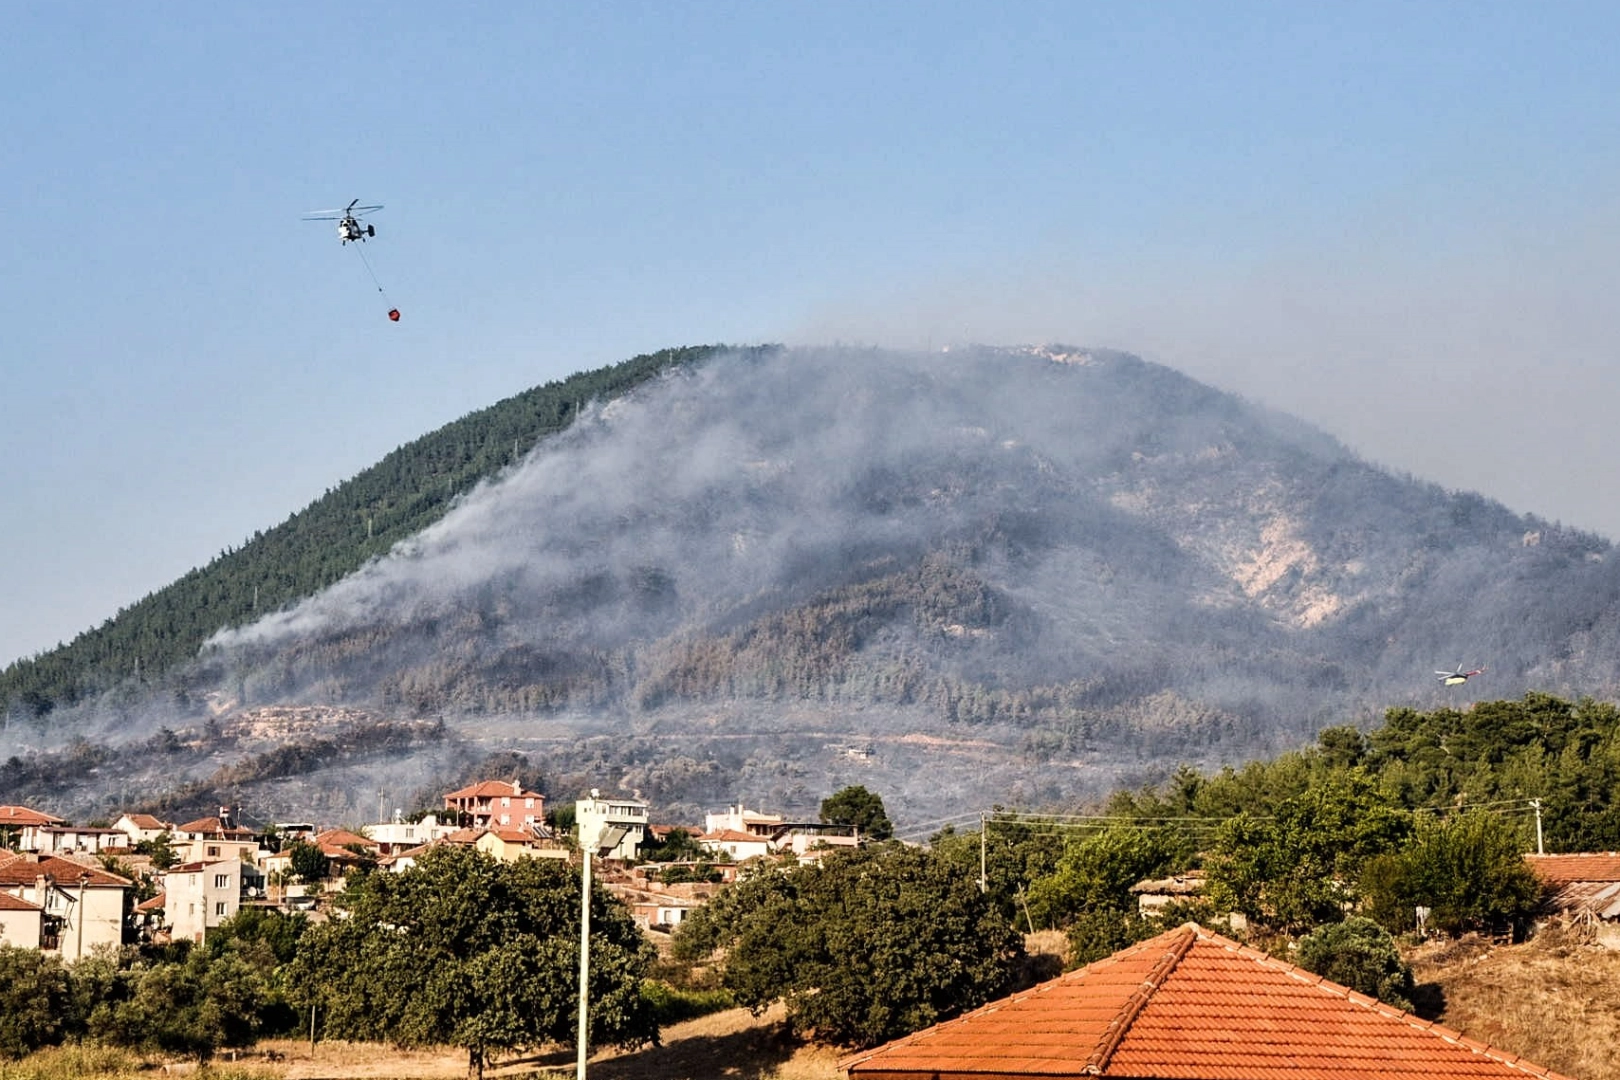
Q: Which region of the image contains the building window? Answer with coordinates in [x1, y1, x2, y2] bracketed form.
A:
[214, 874, 228, 888]
[215, 902, 227, 916]
[502, 797, 510, 807]
[207, 846, 220, 857]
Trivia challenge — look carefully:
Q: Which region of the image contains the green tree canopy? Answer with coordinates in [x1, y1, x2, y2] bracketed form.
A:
[288, 846, 656, 1080]
[819, 785, 893, 841]
[674, 845, 1021, 1048]
[0, 946, 70, 1059]
[1206, 770, 1413, 932]
[1295, 916, 1414, 1010]
[287, 840, 330, 885]
[1359, 810, 1545, 936]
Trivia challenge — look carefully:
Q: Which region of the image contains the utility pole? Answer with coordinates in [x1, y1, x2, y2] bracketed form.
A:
[979, 811, 988, 894]
[577, 819, 599, 1080]
[1530, 798, 1545, 855]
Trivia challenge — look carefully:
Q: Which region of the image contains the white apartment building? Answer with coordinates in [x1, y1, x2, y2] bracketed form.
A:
[576, 790, 648, 860]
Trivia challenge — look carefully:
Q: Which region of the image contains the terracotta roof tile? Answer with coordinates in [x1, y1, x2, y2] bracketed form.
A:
[701, 828, 771, 844]
[315, 829, 377, 851]
[0, 854, 131, 888]
[843, 923, 1575, 1080]
[120, 814, 169, 830]
[1526, 852, 1620, 884]
[443, 780, 537, 799]
[0, 893, 43, 912]
[0, 805, 64, 827]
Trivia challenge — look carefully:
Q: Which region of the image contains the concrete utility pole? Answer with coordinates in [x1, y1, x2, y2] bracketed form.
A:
[979, 811, 988, 894]
[577, 818, 601, 1080]
[1530, 798, 1545, 855]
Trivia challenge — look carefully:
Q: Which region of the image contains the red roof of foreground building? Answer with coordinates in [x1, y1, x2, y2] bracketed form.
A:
[0, 853, 132, 889]
[1525, 852, 1620, 884]
[842, 923, 1573, 1080]
[0, 805, 64, 827]
[0, 893, 43, 912]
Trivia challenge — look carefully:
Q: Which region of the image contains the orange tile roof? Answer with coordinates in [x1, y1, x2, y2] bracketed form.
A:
[1525, 852, 1620, 884]
[0, 805, 64, 827]
[443, 780, 536, 799]
[0, 893, 43, 912]
[315, 829, 378, 851]
[701, 828, 770, 844]
[120, 813, 170, 830]
[843, 923, 1574, 1080]
[175, 817, 255, 837]
[0, 854, 132, 889]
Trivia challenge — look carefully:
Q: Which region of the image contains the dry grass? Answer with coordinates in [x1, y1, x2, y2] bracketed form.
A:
[1411, 928, 1620, 1080]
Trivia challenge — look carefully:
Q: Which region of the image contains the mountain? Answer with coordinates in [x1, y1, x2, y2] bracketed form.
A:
[7, 345, 1620, 824]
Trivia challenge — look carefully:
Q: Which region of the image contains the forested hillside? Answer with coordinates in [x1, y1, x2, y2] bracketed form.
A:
[0, 345, 749, 722]
[13, 343, 1620, 823]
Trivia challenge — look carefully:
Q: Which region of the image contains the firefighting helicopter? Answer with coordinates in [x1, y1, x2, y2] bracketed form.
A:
[302, 199, 383, 244]
[1435, 664, 1486, 686]
[302, 198, 399, 321]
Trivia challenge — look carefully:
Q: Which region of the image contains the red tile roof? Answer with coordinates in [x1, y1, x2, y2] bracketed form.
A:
[120, 813, 170, 831]
[315, 829, 378, 851]
[175, 817, 255, 838]
[0, 854, 132, 889]
[0, 893, 43, 912]
[1525, 852, 1620, 884]
[444, 780, 536, 800]
[0, 805, 64, 827]
[701, 828, 770, 844]
[842, 923, 1574, 1080]
[136, 892, 166, 913]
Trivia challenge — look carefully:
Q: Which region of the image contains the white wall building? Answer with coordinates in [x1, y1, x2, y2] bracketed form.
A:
[363, 813, 461, 855]
[0, 853, 130, 960]
[166, 859, 266, 943]
[576, 790, 648, 860]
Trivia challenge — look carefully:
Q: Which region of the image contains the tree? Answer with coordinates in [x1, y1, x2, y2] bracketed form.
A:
[287, 840, 330, 885]
[288, 846, 656, 1080]
[819, 785, 893, 841]
[1296, 917, 1414, 1010]
[135, 831, 178, 871]
[1206, 771, 1412, 932]
[1360, 811, 1544, 936]
[0, 946, 70, 1058]
[1024, 825, 1187, 931]
[99, 948, 267, 1061]
[676, 845, 1021, 1048]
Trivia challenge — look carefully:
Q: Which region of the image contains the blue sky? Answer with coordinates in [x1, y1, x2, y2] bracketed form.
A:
[6, 2, 1620, 665]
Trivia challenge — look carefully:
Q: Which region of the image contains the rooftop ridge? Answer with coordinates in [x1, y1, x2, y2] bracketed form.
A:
[1082, 922, 1198, 1075]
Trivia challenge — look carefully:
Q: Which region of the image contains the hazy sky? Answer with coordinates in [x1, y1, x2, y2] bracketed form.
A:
[6, 2, 1620, 667]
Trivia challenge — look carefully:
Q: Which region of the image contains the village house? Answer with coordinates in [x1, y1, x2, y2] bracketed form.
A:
[173, 813, 260, 865]
[0, 804, 67, 852]
[843, 922, 1575, 1080]
[1527, 851, 1620, 947]
[0, 892, 45, 950]
[704, 802, 785, 837]
[111, 812, 172, 847]
[476, 826, 570, 864]
[165, 858, 268, 942]
[444, 780, 545, 830]
[0, 851, 131, 960]
[363, 812, 460, 855]
[25, 823, 130, 855]
[577, 790, 648, 860]
[697, 828, 774, 862]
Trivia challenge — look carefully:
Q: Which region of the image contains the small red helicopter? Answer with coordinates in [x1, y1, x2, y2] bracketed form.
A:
[1435, 664, 1485, 686]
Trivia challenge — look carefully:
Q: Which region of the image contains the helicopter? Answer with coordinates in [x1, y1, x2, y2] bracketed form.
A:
[1435, 664, 1486, 686]
[302, 198, 383, 244]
